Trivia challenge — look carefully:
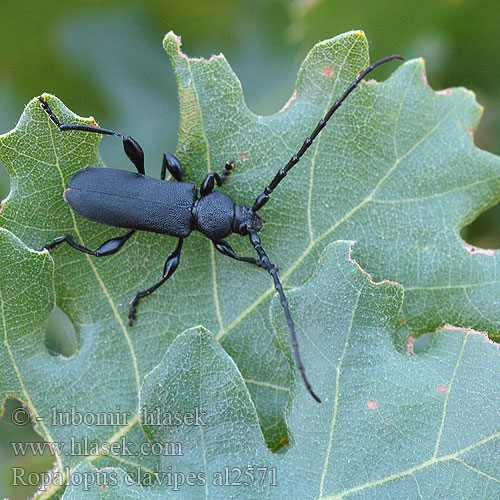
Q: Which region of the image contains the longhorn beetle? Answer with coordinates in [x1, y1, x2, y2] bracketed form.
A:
[38, 53, 403, 403]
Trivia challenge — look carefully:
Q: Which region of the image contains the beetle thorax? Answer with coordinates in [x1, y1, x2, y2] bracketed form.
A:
[193, 191, 262, 239]
[193, 191, 235, 240]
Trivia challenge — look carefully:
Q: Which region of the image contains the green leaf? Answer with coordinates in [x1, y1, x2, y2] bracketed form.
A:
[1, 29, 500, 497]
[62, 242, 500, 499]
[163, 29, 500, 340]
[0, 229, 54, 424]
[139, 326, 271, 499]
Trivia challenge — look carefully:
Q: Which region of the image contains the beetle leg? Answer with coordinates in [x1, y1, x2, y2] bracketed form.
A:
[128, 238, 183, 326]
[212, 239, 262, 267]
[199, 161, 234, 196]
[41, 230, 135, 256]
[161, 152, 183, 182]
[38, 96, 145, 175]
[200, 173, 220, 196]
[219, 160, 234, 184]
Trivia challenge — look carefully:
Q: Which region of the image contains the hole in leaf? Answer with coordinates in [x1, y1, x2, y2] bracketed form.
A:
[44, 307, 78, 358]
[461, 203, 500, 250]
[413, 333, 434, 354]
[0, 397, 55, 499]
[0, 160, 10, 209]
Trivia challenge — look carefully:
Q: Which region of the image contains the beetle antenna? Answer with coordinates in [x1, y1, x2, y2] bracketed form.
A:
[248, 229, 321, 403]
[252, 54, 405, 212]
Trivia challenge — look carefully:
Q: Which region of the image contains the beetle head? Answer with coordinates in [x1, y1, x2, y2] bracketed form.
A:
[233, 204, 263, 235]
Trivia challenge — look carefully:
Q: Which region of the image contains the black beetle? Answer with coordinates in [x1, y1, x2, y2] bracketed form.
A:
[38, 53, 403, 403]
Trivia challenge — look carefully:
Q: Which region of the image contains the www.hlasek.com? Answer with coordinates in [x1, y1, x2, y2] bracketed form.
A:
[12, 466, 278, 491]
[11, 436, 183, 458]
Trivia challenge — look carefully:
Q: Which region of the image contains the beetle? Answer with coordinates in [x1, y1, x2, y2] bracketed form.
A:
[38, 53, 403, 403]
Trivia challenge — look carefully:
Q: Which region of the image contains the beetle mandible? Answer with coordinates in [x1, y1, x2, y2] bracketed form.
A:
[38, 53, 403, 403]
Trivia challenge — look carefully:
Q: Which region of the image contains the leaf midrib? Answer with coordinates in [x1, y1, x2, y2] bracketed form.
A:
[306, 38, 357, 243]
[183, 53, 225, 335]
[318, 276, 365, 497]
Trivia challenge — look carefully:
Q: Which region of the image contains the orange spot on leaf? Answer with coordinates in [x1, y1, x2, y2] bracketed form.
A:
[437, 385, 448, 393]
[367, 400, 378, 410]
[239, 152, 247, 161]
[322, 64, 334, 77]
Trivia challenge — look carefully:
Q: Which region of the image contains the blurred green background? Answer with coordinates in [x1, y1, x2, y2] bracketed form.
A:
[1, 0, 499, 497]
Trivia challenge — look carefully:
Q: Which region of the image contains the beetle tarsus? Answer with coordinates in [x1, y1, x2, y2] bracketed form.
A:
[220, 160, 234, 183]
[128, 300, 138, 326]
[213, 239, 262, 267]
